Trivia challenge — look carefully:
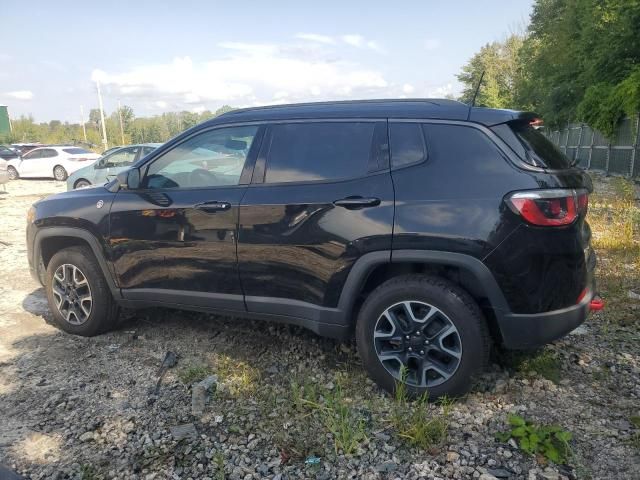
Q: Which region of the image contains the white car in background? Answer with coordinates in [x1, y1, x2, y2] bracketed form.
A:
[7, 146, 101, 181]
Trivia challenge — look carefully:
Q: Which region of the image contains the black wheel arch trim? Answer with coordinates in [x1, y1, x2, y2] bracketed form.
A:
[33, 227, 121, 297]
[337, 249, 510, 324]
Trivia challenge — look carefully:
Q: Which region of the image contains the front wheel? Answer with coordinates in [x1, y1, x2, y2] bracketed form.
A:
[53, 165, 68, 181]
[356, 274, 490, 399]
[74, 179, 91, 189]
[45, 246, 119, 336]
[7, 166, 18, 180]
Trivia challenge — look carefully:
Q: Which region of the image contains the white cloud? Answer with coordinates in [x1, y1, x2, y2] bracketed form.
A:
[402, 83, 415, 94]
[424, 38, 441, 51]
[295, 33, 335, 45]
[5, 90, 34, 100]
[92, 41, 389, 110]
[428, 83, 453, 97]
[154, 100, 168, 109]
[342, 34, 365, 47]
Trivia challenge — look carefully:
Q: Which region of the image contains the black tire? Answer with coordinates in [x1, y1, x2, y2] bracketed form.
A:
[7, 166, 18, 180]
[74, 179, 91, 189]
[53, 165, 68, 181]
[45, 246, 119, 336]
[356, 274, 490, 399]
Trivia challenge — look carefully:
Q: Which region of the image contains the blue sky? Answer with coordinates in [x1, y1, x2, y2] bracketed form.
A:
[1, 0, 533, 122]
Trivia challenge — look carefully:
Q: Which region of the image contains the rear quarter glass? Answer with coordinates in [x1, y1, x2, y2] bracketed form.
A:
[491, 122, 571, 169]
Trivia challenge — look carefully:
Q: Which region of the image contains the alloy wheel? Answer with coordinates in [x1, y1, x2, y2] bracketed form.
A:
[8, 167, 17, 180]
[54, 166, 66, 181]
[374, 300, 462, 388]
[51, 263, 93, 325]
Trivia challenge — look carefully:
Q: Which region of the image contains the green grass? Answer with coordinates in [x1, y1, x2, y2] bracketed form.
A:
[499, 348, 562, 384]
[177, 364, 212, 384]
[388, 375, 451, 450]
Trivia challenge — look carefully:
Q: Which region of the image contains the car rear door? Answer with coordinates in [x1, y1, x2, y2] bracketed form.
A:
[237, 120, 394, 321]
[109, 124, 263, 312]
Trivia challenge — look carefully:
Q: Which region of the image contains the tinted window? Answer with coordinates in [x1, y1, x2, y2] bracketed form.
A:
[41, 149, 58, 158]
[145, 125, 258, 189]
[105, 147, 139, 167]
[422, 124, 510, 176]
[63, 148, 92, 155]
[23, 149, 42, 159]
[492, 122, 571, 169]
[265, 122, 375, 183]
[142, 146, 156, 156]
[390, 123, 426, 167]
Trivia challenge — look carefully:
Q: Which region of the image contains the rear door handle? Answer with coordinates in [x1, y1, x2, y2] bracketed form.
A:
[333, 196, 381, 209]
[194, 201, 231, 213]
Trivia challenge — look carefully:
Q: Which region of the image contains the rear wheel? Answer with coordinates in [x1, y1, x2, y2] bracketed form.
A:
[74, 179, 91, 189]
[356, 274, 490, 399]
[45, 246, 119, 336]
[7, 166, 18, 180]
[53, 165, 68, 181]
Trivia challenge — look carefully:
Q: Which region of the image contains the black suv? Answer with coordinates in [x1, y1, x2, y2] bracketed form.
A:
[27, 99, 598, 398]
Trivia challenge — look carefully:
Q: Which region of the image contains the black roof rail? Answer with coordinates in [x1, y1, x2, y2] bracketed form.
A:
[220, 98, 466, 116]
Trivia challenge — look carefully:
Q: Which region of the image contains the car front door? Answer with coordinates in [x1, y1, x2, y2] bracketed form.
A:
[17, 149, 43, 177]
[109, 124, 263, 312]
[237, 120, 395, 322]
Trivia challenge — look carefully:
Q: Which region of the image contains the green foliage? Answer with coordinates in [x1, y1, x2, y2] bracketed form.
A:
[388, 374, 451, 450]
[4, 104, 235, 147]
[519, 349, 561, 383]
[497, 414, 573, 464]
[457, 34, 525, 108]
[177, 364, 212, 384]
[458, 0, 640, 136]
[289, 375, 367, 455]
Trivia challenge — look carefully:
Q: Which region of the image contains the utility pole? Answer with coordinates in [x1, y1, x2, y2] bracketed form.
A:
[95, 79, 108, 150]
[117, 100, 125, 145]
[80, 105, 87, 143]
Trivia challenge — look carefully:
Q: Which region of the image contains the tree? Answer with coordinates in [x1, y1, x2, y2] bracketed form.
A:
[457, 34, 525, 109]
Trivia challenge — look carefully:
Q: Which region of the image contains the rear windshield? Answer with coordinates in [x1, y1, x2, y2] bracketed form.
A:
[492, 122, 571, 169]
[62, 148, 92, 155]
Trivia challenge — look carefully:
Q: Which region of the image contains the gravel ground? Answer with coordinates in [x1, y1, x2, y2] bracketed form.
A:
[0, 178, 639, 480]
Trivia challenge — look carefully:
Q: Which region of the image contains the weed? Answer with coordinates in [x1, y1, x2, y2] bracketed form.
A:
[288, 375, 368, 455]
[388, 373, 451, 450]
[499, 349, 561, 383]
[215, 355, 260, 396]
[177, 364, 212, 384]
[496, 414, 572, 464]
[80, 464, 98, 480]
[629, 416, 640, 451]
[213, 451, 225, 480]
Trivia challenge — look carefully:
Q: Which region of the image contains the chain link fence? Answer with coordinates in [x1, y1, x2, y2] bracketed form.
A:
[545, 114, 640, 178]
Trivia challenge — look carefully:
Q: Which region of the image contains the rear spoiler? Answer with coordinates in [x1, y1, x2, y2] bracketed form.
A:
[468, 108, 541, 127]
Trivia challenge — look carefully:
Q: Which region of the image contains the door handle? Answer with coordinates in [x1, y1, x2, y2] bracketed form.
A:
[333, 196, 381, 209]
[194, 201, 231, 213]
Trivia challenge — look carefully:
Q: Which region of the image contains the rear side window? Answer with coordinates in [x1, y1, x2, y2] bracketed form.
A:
[63, 148, 92, 155]
[265, 122, 375, 183]
[492, 122, 571, 169]
[389, 123, 426, 167]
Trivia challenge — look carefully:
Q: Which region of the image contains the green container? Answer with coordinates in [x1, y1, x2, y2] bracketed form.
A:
[0, 106, 10, 135]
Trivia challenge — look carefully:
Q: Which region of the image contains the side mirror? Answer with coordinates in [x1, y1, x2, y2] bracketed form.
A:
[116, 168, 141, 190]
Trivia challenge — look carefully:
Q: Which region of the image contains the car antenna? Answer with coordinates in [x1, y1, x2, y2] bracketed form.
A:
[466, 70, 485, 120]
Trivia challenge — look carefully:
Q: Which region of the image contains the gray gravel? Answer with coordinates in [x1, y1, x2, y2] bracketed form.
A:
[1, 179, 639, 480]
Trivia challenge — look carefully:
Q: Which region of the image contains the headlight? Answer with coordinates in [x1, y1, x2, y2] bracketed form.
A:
[27, 206, 36, 223]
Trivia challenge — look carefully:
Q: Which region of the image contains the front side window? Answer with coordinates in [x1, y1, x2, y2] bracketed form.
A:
[22, 149, 42, 160]
[265, 122, 375, 183]
[104, 147, 139, 168]
[144, 125, 258, 189]
[389, 123, 427, 167]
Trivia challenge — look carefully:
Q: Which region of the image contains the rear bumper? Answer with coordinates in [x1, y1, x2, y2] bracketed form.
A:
[498, 288, 592, 349]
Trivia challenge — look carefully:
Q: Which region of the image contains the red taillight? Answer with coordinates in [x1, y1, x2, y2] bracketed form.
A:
[506, 189, 588, 227]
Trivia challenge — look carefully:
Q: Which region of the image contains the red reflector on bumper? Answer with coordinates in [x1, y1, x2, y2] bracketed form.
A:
[589, 297, 604, 311]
